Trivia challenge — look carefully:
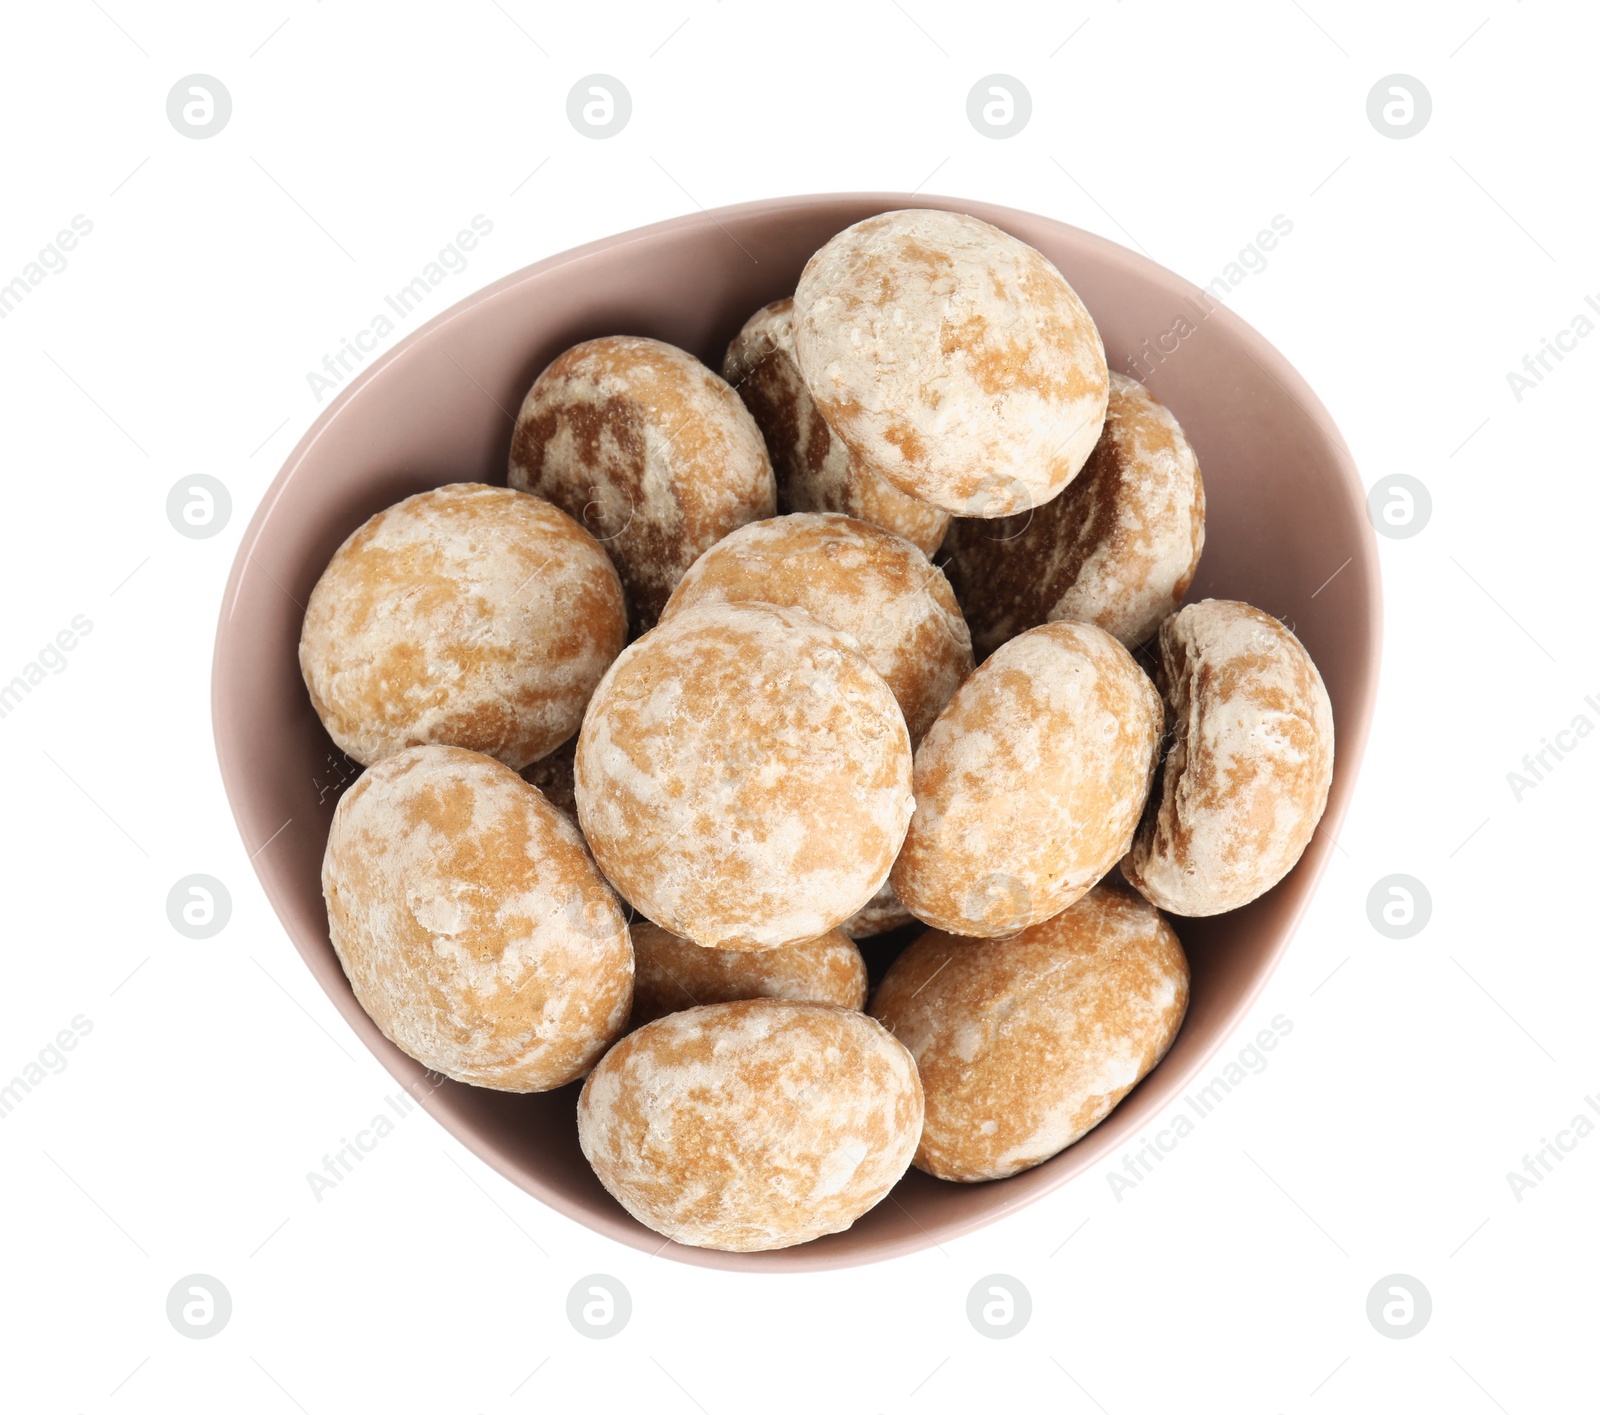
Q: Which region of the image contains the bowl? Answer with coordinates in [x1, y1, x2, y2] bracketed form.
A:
[212, 193, 1381, 1271]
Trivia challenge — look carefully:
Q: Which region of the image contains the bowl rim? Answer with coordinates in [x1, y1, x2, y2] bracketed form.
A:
[213, 191, 1382, 1271]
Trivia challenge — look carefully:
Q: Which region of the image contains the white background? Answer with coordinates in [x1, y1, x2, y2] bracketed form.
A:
[2, 1, 1596, 1410]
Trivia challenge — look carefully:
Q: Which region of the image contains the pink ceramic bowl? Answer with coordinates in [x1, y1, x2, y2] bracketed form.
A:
[212, 193, 1380, 1271]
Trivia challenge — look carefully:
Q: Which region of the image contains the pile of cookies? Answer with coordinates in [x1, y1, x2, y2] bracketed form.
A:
[300, 209, 1335, 1253]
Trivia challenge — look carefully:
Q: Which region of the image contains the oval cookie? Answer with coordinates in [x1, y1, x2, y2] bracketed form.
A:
[321, 745, 632, 1091]
[628, 922, 866, 1029]
[891, 620, 1163, 936]
[871, 882, 1188, 1181]
[659, 512, 973, 744]
[575, 602, 915, 950]
[578, 999, 923, 1251]
[509, 335, 775, 630]
[300, 484, 626, 769]
[793, 208, 1108, 517]
[1121, 599, 1334, 915]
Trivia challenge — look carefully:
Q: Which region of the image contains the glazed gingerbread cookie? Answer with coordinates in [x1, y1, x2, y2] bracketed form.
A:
[510, 335, 775, 630]
[871, 882, 1188, 1182]
[575, 601, 915, 950]
[300, 484, 626, 769]
[578, 1000, 923, 1250]
[322, 745, 633, 1091]
[892, 620, 1163, 936]
[1122, 599, 1334, 915]
[839, 878, 915, 940]
[627, 922, 866, 1029]
[793, 209, 1108, 517]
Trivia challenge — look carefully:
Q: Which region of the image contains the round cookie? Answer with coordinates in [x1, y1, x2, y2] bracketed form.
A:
[578, 999, 923, 1251]
[659, 513, 974, 744]
[792, 208, 1108, 518]
[509, 335, 776, 630]
[321, 745, 633, 1091]
[839, 877, 916, 939]
[1122, 599, 1335, 916]
[300, 484, 626, 769]
[870, 882, 1189, 1182]
[943, 372, 1206, 657]
[628, 922, 866, 1029]
[892, 620, 1163, 937]
[575, 601, 915, 950]
[723, 299, 950, 555]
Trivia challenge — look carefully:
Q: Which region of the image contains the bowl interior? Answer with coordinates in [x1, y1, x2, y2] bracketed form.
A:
[213, 193, 1380, 1271]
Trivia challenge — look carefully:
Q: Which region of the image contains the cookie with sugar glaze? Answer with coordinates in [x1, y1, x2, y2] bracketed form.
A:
[793, 208, 1108, 518]
[627, 922, 866, 1029]
[839, 877, 915, 939]
[578, 999, 922, 1250]
[659, 512, 973, 745]
[892, 619, 1162, 937]
[575, 601, 915, 950]
[322, 745, 633, 1091]
[871, 882, 1188, 1182]
[299, 483, 625, 770]
[509, 335, 775, 631]
[1122, 599, 1334, 916]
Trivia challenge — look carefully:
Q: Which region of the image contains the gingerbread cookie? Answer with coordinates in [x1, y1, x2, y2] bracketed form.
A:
[578, 1000, 922, 1250]
[300, 484, 626, 770]
[322, 746, 632, 1091]
[839, 878, 915, 940]
[628, 922, 866, 1029]
[1122, 599, 1334, 915]
[871, 882, 1188, 1181]
[793, 209, 1108, 517]
[892, 620, 1162, 936]
[509, 335, 775, 630]
[575, 602, 915, 950]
